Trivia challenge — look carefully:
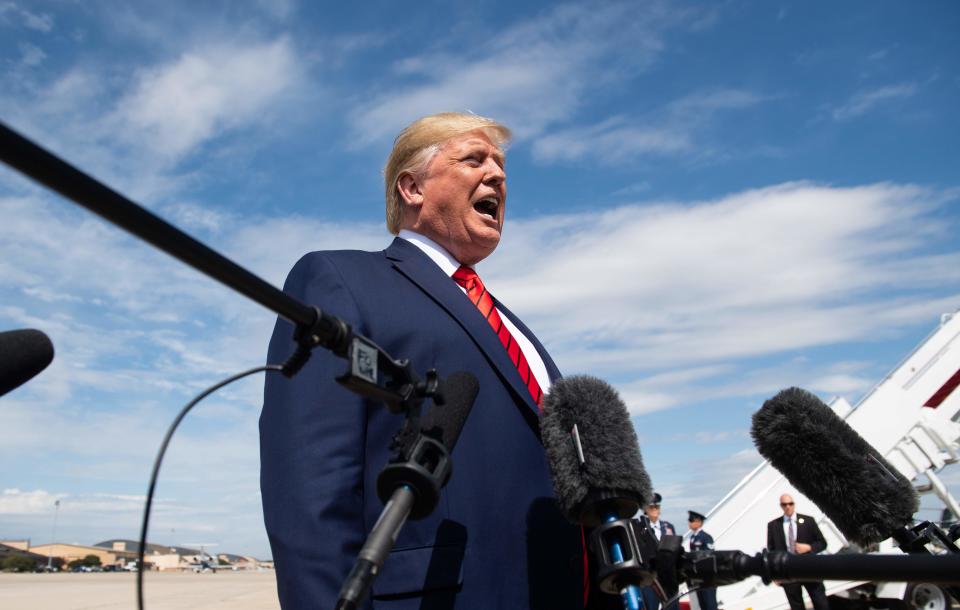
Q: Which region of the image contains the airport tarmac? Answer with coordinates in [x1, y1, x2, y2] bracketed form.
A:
[0, 571, 280, 610]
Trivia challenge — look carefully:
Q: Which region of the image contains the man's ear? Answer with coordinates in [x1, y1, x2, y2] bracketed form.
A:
[397, 172, 425, 206]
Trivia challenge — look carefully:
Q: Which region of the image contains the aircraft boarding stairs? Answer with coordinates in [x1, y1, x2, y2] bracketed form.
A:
[686, 311, 960, 610]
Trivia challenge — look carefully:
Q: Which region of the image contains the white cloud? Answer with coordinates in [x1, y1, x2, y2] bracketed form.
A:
[348, 1, 701, 146]
[162, 201, 231, 235]
[669, 89, 769, 113]
[223, 216, 389, 287]
[0, 34, 312, 206]
[0, 489, 65, 514]
[114, 37, 303, 161]
[532, 89, 768, 165]
[807, 373, 874, 395]
[254, 0, 296, 20]
[655, 448, 763, 520]
[485, 181, 960, 395]
[17, 42, 46, 66]
[532, 117, 692, 164]
[616, 357, 880, 416]
[0, 2, 54, 31]
[668, 429, 749, 444]
[832, 83, 917, 121]
[0, 489, 158, 516]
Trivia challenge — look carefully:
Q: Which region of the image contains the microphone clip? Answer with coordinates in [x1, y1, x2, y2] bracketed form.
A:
[589, 517, 657, 593]
[893, 520, 960, 556]
[282, 306, 445, 415]
[377, 434, 451, 520]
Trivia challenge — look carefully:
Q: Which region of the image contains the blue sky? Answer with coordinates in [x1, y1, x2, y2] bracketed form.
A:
[1, 1, 958, 559]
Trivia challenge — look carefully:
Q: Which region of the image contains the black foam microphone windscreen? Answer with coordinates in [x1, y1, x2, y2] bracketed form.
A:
[421, 371, 480, 451]
[1, 329, 54, 397]
[540, 375, 652, 526]
[751, 387, 918, 546]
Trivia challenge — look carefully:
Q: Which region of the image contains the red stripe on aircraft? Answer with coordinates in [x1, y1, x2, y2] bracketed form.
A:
[924, 367, 960, 408]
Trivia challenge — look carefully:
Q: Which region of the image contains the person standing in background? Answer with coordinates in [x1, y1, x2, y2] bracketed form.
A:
[687, 511, 718, 610]
[636, 493, 676, 610]
[766, 494, 829, 610]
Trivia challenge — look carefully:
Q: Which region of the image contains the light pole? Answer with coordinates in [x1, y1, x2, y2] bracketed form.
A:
[46, 499, 60, 571]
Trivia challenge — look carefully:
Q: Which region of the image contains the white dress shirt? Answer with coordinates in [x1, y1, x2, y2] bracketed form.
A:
[398, 230, 551, 394]
[649, 519, 663, 541]
[782, 515, 796, 550]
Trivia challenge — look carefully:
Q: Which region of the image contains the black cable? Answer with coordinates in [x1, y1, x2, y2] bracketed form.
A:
[662, 586, 697, 610]
[136, 364, 283, 610]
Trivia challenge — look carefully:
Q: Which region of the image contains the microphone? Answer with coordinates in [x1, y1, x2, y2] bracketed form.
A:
[540, 375, 653, 610]
[418, 371, 476, 452]
[540, 375, 652, 525]
[751, 387, 918, 547]
[336, 371, 480, 610]
[1, 329, 54, 397]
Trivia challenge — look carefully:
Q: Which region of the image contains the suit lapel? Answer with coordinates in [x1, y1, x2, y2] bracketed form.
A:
[797, 516, 808, 542]
[774, 520, 787, 550]
[385, 238, 543, 416]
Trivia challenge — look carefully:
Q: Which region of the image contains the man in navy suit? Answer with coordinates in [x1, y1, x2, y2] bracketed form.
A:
[260, 113, 585, 609]
[766, 494, 829, 610]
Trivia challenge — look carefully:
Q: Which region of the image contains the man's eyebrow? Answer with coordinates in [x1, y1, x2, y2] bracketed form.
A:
[454, 139, 506, 166]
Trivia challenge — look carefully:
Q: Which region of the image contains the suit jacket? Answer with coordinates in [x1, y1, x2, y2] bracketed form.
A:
[638, 517, 676, 540]
[766, 514, 827, 554]
[260, 238, 583, 609]
[688, 529, 714, 552]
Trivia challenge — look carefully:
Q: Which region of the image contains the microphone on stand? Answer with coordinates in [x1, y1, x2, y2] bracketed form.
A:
[0, 329, 54, 397]
[751, 387, 918, 546]
[335, 371, 480, 610]
[540, 375, 653, 610]
[751, 387, 960, 604]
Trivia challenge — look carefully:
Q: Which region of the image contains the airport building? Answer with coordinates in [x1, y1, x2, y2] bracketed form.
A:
[28, 542, 138, 568]
[1, 538, 271, 571]
[0, 542, 50, 569]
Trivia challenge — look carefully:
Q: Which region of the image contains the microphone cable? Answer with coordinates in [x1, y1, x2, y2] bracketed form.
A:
[135, 363, 284, 610]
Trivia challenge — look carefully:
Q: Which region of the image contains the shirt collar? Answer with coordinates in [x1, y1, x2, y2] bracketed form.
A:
[398, 230, 469, 278]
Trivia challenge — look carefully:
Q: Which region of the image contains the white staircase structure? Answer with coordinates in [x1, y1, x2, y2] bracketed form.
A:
[704, 310, 960, 610]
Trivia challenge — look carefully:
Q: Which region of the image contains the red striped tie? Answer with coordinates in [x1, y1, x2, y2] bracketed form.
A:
[453, 267, 587, 604]
[452, 266, 543, 407]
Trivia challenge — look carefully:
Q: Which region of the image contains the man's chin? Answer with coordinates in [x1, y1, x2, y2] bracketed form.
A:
[455, 237, 500, 265]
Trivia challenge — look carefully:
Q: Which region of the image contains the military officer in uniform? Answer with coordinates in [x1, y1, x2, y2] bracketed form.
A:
[639, 492, 676, 541]
[687, 511, 718, 610]
[636, 493, 676, 610]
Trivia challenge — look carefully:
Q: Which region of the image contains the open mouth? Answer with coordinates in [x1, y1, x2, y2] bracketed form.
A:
[473, 197, 499, 220]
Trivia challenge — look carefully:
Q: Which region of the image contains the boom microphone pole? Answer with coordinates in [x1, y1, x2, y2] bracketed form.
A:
[0, 122, 329, 349]
[677, 547, 960, 586]
[639, 534, 960, 595]
[609, 532, 960, 604]
[0, 120, 432, 411]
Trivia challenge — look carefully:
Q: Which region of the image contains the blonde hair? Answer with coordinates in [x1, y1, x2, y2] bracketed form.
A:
[384, 112, 511, 234]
